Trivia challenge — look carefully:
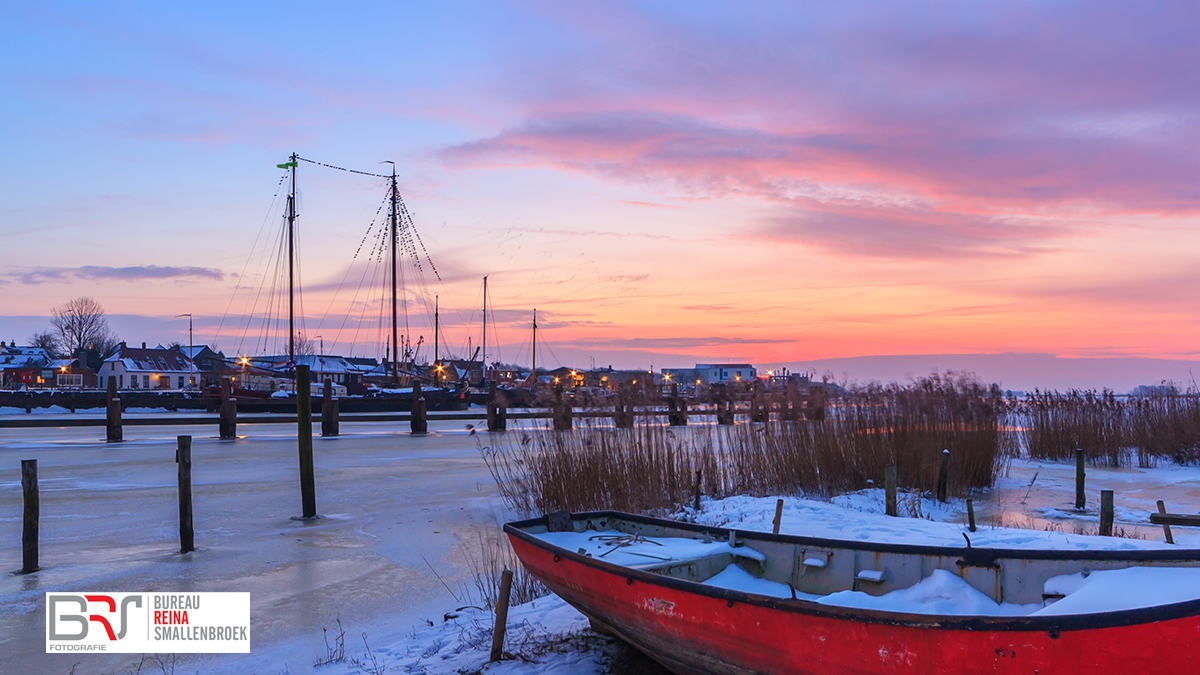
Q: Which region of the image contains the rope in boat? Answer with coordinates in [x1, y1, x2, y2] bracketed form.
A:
[589, 534, 671, 561]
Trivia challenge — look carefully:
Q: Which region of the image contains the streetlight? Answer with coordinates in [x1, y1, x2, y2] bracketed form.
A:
[175, 314, 193, 391]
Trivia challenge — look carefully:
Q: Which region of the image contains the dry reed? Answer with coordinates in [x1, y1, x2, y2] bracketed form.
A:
[483, 373, 1008, 517]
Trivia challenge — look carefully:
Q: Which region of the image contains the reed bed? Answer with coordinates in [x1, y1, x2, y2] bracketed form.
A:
[482, 374, 1008, 517]
[1020, 388, 1200, 467]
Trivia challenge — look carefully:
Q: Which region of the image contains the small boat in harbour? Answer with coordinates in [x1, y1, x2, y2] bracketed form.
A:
[505, 510, 1200, 674]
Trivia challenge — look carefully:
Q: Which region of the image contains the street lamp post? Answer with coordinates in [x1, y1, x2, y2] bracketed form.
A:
[175, 314, 193, 391]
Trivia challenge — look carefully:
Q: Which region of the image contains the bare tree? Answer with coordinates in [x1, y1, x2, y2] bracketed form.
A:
[50, 297, 120, 356]
[28, 330, 60, 356]
[293, 333, 318, 357]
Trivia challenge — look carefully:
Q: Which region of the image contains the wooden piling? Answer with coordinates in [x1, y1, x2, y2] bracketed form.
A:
[772, 498, 784, 535]
[1157, 500, 1174, 544]
[885, 464, 897, 517]
[411, 382, 428, 434]
[614, 389, 633, 429]
[487, 382, 501, 432]
[669, 384, 686, 426]
[1099, 489, 1114, 536]
[21, 459, 38, 574]
[489, 569, 514, 663]
[105, 377, 122, 443]
[219, 377, 237, 439]
[296, 365, 317, 519]
[321, 380, 339, 437]
[693, 469, 702, 512]
[967, 499, 976, 533]
[936, 449, 950, 504]
[1075, 449, 1085, 510]
[553, 384, 572, 430]
[177, 436, 194, 554]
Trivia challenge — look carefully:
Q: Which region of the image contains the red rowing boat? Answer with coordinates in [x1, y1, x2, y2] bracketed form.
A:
[505, 511, 1200, 674]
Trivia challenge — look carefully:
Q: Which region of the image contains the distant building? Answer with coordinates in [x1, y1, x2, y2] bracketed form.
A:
[662, 363, 758, 390]
[98, 342, 197, 390]
[1, 342, 51, 388]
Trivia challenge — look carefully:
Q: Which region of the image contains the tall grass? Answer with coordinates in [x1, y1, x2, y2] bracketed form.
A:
[483, 373, 1008, 517]
[1020, 387, 1200, 466]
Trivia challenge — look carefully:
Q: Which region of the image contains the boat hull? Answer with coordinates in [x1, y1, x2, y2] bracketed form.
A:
[508, 521, 1200, 675]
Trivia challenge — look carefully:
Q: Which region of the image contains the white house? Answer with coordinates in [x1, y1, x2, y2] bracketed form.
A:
[661, 363, 758, 388]
[98, 342, 197, 390]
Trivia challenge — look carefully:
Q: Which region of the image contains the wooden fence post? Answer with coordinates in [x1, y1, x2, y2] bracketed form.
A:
[489, 569, 514, 663]
[296, 365, 317, 519]
[177, 436, 194, 554]
[1157, 500, 1175, 544]
[21, 459, 39, 574]
[219, 377, 237, 440]
[885, 464, 898, 517]
[937, 450, 950, 504]
[1099, 490, 1114, 536]
[411, 382, 428, 434]
[967, 499, 976, 533]
[1075, 450, 1085, 510]
[772, 499, 784, 535]
[105, 377, 122, 443]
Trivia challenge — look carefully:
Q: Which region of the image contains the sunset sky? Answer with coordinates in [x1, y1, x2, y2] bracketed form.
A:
[2, 1, 1197, 388]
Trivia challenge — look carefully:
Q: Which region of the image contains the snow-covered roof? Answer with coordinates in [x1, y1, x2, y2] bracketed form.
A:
[103, 345, 195, 373]
[0, 346, 49, 369]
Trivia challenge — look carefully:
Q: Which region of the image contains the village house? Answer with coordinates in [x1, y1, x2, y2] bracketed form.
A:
[97, 342, 197, 391]
[661, 363, 758, 391]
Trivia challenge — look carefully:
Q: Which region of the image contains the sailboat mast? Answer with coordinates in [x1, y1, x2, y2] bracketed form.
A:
[531, 309, 537, 386]
[482, 275, 487, 383]
[434, 295, 439, 364]
[389, 164, 399, 385]
[287, 152, 297, 372]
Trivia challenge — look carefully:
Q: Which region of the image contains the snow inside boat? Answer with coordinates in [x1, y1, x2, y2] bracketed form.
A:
[505, 511, 1200, 674]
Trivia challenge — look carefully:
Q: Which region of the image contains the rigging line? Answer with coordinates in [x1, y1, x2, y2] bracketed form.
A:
[243, 211, 288, 356]
[216, 173, 288, 345]
[296, 156, 390, 179]
[331, 219, 387, 351]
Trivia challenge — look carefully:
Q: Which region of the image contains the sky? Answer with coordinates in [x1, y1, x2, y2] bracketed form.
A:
[1, 1, 1197, 389]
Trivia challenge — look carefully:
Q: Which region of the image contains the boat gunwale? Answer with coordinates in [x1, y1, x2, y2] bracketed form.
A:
[506, 510, 1200, 632]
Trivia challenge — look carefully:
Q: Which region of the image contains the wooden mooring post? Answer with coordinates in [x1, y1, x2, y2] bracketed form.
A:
[219, 377, 237, 440]
[1099, 489, 1114, 536]
[967, 499, 976, 533]
[177, 436, 194, 554]
[772, 498, 784, 535]
[1075, 449, 1085, 510]
[105, 377, 122, 443]
[487, 382, 502, 432]
[489, 569, 514, 663]
[296, 365, 317, 519]
[553, 384, 572, 431]
[21, 459, 39, 574]
[410, 382, 428, 434]
[693, 469, 702, 512]
[885, 464, 898, 517]
[669, 384, 687, 426]
[613, 389, 633, 429]
[936, 449, 950, 504]
[321, 380, 339, 437]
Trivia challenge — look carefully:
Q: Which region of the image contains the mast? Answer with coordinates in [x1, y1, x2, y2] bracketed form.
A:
[531, 309, 537, 387]
[482, 275, 488, 384]
[434, 295, 439, 364]
[287, 152, 297, 373]
[388, 162, 399, 385]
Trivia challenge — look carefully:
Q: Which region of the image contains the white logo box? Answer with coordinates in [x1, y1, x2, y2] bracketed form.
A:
[46, 592, 250, 654]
